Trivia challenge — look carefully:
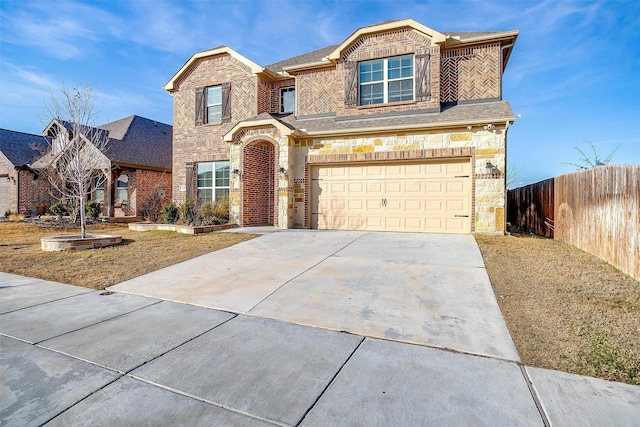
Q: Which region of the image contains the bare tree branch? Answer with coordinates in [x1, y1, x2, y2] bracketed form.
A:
[564, 141, 620, 170]
[33, 83, 110, 238]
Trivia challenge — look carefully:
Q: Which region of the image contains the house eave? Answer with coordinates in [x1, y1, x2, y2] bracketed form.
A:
[223, 118, 295, 142]
[282, 60, 335, 75]
[302, 116, 516, 138]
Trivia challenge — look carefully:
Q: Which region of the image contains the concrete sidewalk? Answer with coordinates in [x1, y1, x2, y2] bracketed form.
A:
[1, 230, 639, 425]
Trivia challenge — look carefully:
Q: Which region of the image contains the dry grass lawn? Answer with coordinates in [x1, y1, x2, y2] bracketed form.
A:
[476, 231, 639, 386]
[2, 221, 637, 385]
[0, 222, 256, 290]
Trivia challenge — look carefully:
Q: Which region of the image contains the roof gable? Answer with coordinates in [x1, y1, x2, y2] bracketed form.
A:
[327, 19, 447, 61]
[164, 46, 273, 92]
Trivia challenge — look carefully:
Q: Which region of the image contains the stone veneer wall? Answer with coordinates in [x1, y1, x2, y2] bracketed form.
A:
[289, 126, 507, 233]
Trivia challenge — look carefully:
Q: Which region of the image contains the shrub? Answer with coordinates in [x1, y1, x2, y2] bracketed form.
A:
[40, 215, 53, 222]
[8, 213, 24, 222]
[198, 201, 218, 225]
[49, 201, 67, 217]
[141, 187, 165, 223]
[160, 202, 179, 224]
[212, 196, 230, 223]
[85, 201, 101, 220]
[5, 209, 14, 218]
[177, 199, 196, 225]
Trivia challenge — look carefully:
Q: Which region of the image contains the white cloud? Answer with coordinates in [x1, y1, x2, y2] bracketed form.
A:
[0, 1, 124, 59]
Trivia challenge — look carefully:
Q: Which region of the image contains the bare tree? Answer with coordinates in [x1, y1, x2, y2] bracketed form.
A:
[565, 141, 619, 170]
[506, 162, 524, 189]
[34, 84, 110, 238]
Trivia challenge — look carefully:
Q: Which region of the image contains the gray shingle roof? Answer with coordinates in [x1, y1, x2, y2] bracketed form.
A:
[276, 101, 514, 134]
[99, 115, 172, 170]
[0, 129, 47, 167]
[266, 45, 339, 73]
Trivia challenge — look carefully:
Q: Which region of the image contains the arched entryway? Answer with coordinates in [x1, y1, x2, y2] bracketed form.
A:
[241, 140, 275, 226]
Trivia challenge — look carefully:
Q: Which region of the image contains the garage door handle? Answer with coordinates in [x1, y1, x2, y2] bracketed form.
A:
[381, 198, 387, 207]
[455, 215, 469, 218]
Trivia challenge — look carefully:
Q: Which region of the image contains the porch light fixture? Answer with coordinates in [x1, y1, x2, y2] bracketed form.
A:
[485, 161, 494, 173]
[278, 166, 287, 174]
[232, 168, 241, 175]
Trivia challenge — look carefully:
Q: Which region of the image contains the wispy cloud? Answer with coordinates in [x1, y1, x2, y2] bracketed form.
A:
[0, 1, 125, 59]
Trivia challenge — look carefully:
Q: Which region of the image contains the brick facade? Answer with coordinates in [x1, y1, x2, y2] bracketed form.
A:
[241, 140, 275, 226]
[167, 20, 516, 234]
[16, 169, 57, 216]
[171, 54, 259, 202]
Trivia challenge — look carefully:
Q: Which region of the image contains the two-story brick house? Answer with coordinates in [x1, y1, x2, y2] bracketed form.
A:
[165, 19, 518, 233]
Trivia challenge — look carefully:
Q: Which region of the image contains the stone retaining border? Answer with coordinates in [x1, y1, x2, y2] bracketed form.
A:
[128, 222, 238, 235]
[41, 234, 123, 252]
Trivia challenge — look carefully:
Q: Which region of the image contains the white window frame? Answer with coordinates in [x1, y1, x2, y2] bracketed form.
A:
[116, 174, 128, 203]
[359, 55, 414, 105]
[197, 161, 230, 203]
[280, 87, 295, 113]
[206, 86, 222, 124]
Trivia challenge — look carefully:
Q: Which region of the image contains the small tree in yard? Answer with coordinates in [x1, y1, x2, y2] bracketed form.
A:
[34, 84, 110, 238]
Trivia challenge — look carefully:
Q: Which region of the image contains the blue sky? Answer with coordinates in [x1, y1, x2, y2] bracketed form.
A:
[1, 0, 638, 185]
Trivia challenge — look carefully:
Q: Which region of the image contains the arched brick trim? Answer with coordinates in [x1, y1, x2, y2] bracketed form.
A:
[240, 137, 278, 226]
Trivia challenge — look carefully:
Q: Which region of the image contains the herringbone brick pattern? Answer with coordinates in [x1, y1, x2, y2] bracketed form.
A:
[441, 44, 501, 103]
[297, 68, 337, 116]
[341, 29, 431, 62]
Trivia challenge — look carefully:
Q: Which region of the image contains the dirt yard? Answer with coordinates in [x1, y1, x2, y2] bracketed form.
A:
[476, 231, 639, 386]
[0, 222, 256, 290]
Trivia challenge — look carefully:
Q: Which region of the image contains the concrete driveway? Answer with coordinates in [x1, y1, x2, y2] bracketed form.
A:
[111, 230, 519, 360]
[2, 229, 640, 426]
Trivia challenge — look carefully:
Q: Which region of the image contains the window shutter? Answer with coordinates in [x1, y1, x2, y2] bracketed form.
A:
[195, 87, 204, 126]
[221, 82, 231, 123]
[414, 52, 431, 101]
[343, 61, 358, 107]
[185, 162, 196, 200]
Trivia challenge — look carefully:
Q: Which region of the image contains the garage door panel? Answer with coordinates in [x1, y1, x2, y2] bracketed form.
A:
[367, 181, 383, 193]
[312, 160, 471, 233]
[384, 182, 402, 194]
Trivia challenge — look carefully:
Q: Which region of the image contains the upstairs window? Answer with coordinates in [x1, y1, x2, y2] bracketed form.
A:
[359, 55, 414, 105]
[206, 86, 222, 123]
[280, 87, 295, 113]
[195, 82, 231, 126]
[197, 161, 230, 203]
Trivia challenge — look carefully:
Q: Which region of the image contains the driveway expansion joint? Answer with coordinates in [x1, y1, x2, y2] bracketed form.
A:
[519, 365, 551, 427]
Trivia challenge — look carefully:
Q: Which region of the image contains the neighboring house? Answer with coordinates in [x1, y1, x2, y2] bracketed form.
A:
[0, 129, 52, 216]
[164, 19, 518, 234]
[2, 115, 173, 218]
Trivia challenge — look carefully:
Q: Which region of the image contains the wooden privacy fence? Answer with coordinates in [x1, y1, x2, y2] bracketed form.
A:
[508, 165, 639, 281]
[507, 178, 554, 238]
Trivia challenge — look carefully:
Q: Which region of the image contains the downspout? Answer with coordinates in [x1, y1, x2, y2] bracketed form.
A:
[504, 120, 512, 234]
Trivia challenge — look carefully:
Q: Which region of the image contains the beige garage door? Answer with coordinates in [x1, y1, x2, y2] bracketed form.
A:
[311, 160, 471, 233]
[0, 177, 9, 215]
